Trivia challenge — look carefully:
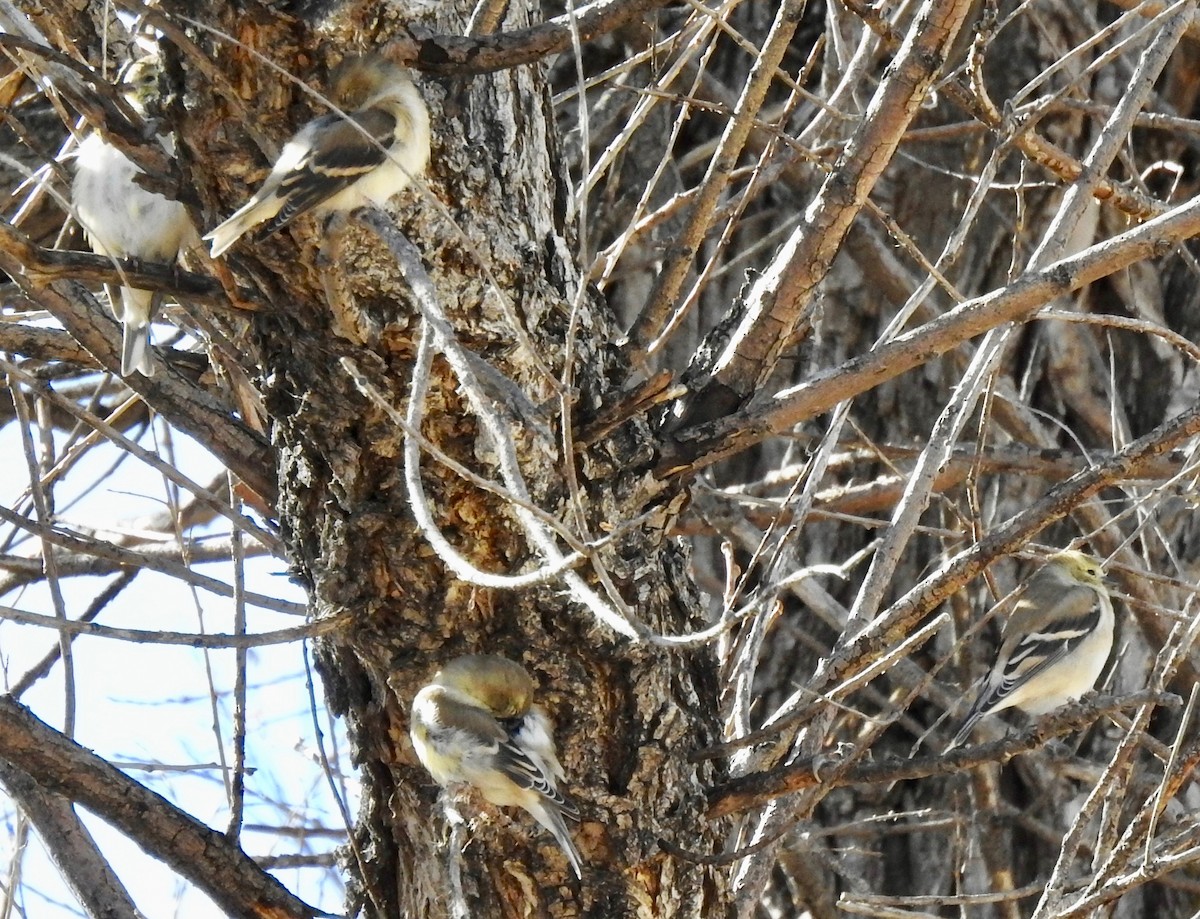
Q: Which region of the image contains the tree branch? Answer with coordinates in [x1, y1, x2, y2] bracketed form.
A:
[382, 0, 677, 75]
[817, 397, 1200, 696]
[662, 192, 1200, 477]
[0, 695, 320, 919]
[0, 248, 277, 503]
[628, 0, 808, 352]
[0, 762, 144, 919]
[707, 691, 1181, 818]
[675, 0, 974, 420]
[0, 219, 257, 309]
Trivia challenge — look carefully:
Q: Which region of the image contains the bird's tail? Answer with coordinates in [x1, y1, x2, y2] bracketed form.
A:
[118, 288, 157, 377]
[948, 688, 989, 749]
[204, 195, 280, 258]
[532, 802, 584, 879]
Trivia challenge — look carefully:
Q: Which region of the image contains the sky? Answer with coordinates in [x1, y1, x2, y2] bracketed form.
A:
[0, 395, 353, 918]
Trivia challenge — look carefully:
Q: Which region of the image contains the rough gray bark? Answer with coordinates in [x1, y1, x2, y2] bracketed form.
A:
[179, 1, 730, 916]
[2, 0, 1200, 917]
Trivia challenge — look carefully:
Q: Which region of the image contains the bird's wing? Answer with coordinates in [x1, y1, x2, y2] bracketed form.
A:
[494, 727, 578, 820]
[992, 585, 1101, 703]
[259, 107, 400, 236]
[421, 692, 507, 752]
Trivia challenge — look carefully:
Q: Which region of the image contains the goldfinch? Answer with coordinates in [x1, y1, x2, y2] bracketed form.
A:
[409, 654, 583, 878]
[951, 549, 1115, 747]
[204, 55, 430, 258]
[72, 56, 196, 376]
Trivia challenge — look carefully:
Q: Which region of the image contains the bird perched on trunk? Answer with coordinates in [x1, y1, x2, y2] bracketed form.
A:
[409, 654, 583, 878]
[204, 54, 430, 258]
[951, 549, 1114, 748]
[72, 55, 197, 376]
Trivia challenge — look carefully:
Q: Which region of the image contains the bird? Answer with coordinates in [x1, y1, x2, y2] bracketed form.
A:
[950, 549, 1115, 748]
[204, 54, 431, 258]
[72, 55, 197, 376]
[409, 654, 584, 878]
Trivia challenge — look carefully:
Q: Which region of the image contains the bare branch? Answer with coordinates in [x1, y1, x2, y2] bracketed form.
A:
[0, 762, 144, 919]
[0, 695, 321, 919]
[707, 691, 1181, 818]
[676, 0, 975, 417]
[663, 193, 1200, 477]
[0, 266, 277, 503]
[384, 0, 677, 75]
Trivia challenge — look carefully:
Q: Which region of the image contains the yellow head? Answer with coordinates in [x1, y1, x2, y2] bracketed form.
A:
[1047, 549, 1106, 589]
[433, 654, 535, 720]
[120, 55, 163, 113]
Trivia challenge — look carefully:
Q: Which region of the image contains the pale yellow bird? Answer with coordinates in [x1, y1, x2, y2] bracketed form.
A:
[204, 55, 430, 258]
[72, 56, 197, 376]
[951, 550, 1114, 747]
[409, 654, 583, 877]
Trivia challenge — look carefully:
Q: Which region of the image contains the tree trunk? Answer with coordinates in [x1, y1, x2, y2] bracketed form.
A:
[182, 1, 730, 915]
[4, 0, 1200, 916]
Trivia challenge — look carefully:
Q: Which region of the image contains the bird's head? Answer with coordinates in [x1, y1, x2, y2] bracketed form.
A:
[1048, 549, 1107, 589]
[432, 654, 536, 720]
[330, 54, 412, 110]
[119, 54, 164, 115]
